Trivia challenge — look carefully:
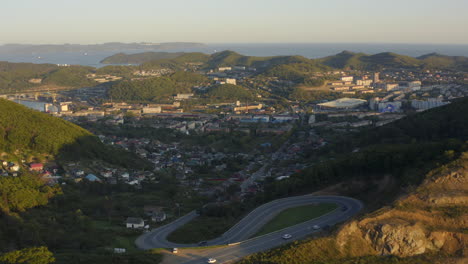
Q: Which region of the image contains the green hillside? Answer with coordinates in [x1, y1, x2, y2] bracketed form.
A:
[418, 52, 468, 71]
[105, 50, 317, 72]
[0, 99, 150, 168]
[263, 62, 331, 83]
[203, 83, 255, 101]
[0, 62, 58, 93]
[205, 50, 312, 70]
[100, 50, 468, 74]
[139, 52, 210, 70]
[108, 71, 208, 101]
[319, 51, 422, 70]
[0, 62, 96, 93]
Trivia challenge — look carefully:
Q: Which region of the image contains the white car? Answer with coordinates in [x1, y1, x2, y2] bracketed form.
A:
[282, 233, 292, 239]
[312, 225, 320, 230]
[207, 258, 217, 263]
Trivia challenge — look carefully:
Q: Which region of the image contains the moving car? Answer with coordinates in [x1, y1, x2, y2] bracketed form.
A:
[172, 248, 178, 253]
[312, 225, 320, 230]
[198, 241, 208, 246]
[282, 233, 292, 239]
[207, 258, 217, 263]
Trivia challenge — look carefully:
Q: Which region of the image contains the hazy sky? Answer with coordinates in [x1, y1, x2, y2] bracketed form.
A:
[1, 0, 468, 44]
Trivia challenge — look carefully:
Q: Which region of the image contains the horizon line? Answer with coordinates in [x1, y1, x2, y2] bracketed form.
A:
[1, 41, 468, 46]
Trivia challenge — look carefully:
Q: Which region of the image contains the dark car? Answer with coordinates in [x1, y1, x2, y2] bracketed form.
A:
[198, 241, 208, 246]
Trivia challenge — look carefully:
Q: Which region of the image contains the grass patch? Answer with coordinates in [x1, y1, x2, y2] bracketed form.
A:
[54, 250, 163, 264]
[167, 216, 238, 244]
[91, 220, 140, 252]
[112, 235, 140, 252]
[253, 203, 338, 237]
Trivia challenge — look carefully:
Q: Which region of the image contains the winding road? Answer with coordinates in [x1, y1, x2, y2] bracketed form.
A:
[136, 195, 363, 263]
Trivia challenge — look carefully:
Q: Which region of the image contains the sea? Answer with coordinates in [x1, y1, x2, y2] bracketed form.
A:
[12, 100, 47, 111]
[0, 43, 467, 68]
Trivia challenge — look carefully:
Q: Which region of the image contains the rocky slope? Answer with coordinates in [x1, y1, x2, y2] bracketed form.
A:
[338, 152, 467, 258]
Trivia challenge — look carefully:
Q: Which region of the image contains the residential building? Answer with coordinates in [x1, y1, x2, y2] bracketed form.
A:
[126, 217, 144, 229]
[218, 67, 232, 72]
[356, 79, 373, 86]
[234, 104, 263, 112]
[373, 72, 380, 83]
[385, 83, 399, 91]
[174, 93, 194, 100]
[341, 76, 354, 82]
[142, 106, 162, 114]
[29, 163, 43, 172]
[226, 78, 237, 85]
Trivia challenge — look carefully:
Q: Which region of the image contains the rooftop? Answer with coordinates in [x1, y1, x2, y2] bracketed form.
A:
[318, 98, 367, 108]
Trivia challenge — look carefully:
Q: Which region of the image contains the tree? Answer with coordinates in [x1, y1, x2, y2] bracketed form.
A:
[0, 247, 55, 264]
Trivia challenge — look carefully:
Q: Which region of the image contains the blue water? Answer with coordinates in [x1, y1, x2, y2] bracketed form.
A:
[13, 100, 58, 112]
[0, 43, 467, 67]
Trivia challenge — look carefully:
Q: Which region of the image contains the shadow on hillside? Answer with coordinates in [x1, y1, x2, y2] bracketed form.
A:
[57, 134, 152, 170]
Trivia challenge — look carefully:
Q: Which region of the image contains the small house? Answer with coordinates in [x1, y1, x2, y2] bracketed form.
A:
[85, 174, 101, 182]
[126, 217, 144, 229]
[151, 211, 167, 222]
[29, 163, 44, 172]
[9, 164, 20, 172]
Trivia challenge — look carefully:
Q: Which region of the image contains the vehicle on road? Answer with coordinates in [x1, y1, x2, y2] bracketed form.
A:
[207, 258, 217, 263]
[313, 225, 320, 230]
[198, 241, 208, 246]
[172, 248, 178, 253]
[282, 234, 292, 239]
[341, 206, 347, 211]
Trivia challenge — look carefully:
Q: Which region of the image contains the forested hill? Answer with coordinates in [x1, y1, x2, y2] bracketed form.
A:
[100, 50, 468, 71]
[101, 50, 316, 71]
[206, 50, 312, 69]
[319, 50, 468, 70]
[0, 99, 150, 169]
[0, 61, 96, 93]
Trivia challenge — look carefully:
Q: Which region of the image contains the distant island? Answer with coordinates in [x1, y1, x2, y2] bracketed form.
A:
[0, 42, 206, 54]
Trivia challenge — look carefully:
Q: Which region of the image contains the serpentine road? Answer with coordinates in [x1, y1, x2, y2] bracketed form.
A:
[136, 195, 363, 263]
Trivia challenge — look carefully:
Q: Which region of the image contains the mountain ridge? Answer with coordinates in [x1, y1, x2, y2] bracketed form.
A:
[100, 50, 468, 71]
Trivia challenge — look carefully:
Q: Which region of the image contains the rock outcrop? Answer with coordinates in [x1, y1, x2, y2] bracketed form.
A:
[336, 153, 468, 259]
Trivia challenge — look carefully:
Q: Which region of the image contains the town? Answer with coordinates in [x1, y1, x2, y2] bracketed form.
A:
[2, 62, 467, 204]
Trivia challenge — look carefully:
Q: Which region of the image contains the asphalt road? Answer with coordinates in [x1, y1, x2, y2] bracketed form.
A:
[136, 195, 363, 263]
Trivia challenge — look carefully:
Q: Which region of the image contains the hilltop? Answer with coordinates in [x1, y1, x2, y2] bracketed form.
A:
[319, 51, 423, 70]
[319, 50, 468, 71]
[0, 61, 97, 93]
[101, 50, 468, 73]
[417, 53, 468, 71]
[101, 50, 313, 72]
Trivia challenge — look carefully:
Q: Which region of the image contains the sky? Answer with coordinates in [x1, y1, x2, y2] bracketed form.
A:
[1, 0, 468, 44]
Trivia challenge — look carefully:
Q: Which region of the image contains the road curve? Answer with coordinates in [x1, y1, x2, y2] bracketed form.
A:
[136, 195, 363, 252]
